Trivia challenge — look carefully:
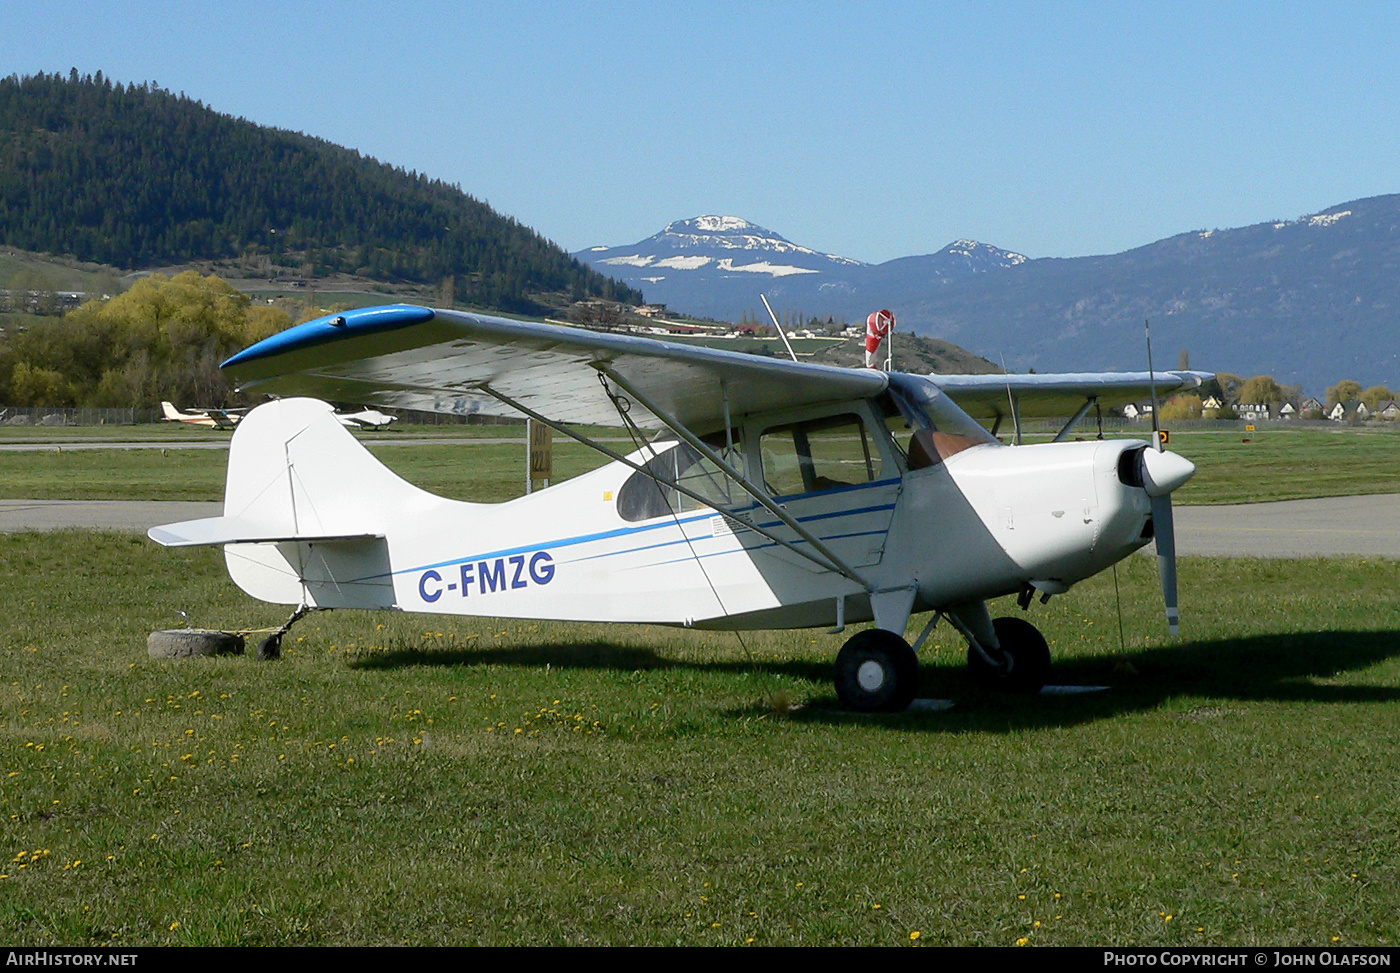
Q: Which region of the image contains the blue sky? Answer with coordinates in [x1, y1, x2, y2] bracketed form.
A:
[6, 1, 1399, 263]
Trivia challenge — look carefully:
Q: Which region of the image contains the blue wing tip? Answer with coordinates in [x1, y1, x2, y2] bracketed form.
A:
[222, 304, 436, 370]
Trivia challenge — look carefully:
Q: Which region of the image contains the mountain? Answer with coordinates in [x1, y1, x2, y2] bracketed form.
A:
[0, 71, 640, 313]
[899, 197, 1400, 393]
[577, 217, 1025, 322]
[579, 201, 1400, 393]
[578, 215, 860, 310]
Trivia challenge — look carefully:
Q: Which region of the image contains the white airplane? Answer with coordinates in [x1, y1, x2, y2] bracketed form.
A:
[161, 401, 245, 429]
[333, 407, 398, 429]
[149, 304, 1207, 710]
[162, 399, 396, 430]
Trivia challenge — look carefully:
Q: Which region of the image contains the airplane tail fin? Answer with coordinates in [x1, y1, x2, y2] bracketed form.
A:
[149, 398, 443, 607]
[160, 401, 181, 421]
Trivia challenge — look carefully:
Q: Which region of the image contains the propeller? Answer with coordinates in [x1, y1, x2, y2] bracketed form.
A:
[1141, 320, 1194, 635]
[1140, 448, 1194, 635]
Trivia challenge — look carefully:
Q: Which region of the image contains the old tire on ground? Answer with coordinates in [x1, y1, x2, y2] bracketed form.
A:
[967, 616, 1050, 694]
[834, 629, 919, 713]
[147, 629, 245, 659]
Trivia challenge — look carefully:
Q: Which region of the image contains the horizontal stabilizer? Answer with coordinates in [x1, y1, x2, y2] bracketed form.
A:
[147, 515, 381, 548]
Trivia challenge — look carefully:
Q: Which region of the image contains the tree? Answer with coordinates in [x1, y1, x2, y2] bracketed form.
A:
[1159, 393, 1202, 420]
[4, 271, 292, 407]
[8, 362, 74, 405]
[1238, 375, 1283, 406]
[1361, 385, 1396, 411]
[1212, 372, 1244, 404]
[1327, 380, 1363, 408]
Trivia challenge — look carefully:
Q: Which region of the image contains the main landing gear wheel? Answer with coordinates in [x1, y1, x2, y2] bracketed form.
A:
[834, 629, 919, 713]
[967, 616, 1051, 694]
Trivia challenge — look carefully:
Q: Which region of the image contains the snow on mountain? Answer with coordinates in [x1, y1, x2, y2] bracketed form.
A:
[582, 215, 863, 281]
[574, 216, 1025, 320]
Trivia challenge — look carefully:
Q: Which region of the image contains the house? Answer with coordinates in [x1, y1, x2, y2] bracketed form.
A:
[1277, 402, 1296, 419]
[1202, 395, 1224, 411]
[1329, 399, 1369, 421]
[1376, 401, 1400, 421]
[1122, 403, 1153, 420]
[1237, 402, 1272, 421]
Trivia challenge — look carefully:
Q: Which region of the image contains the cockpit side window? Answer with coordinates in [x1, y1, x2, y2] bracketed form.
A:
[759, 413, 883, 497]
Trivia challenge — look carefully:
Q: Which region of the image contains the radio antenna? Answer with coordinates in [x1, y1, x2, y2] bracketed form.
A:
[760, 294, 800, 363]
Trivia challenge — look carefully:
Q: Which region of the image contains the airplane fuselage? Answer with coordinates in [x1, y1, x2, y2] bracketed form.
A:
[212, 397, 1159, 634]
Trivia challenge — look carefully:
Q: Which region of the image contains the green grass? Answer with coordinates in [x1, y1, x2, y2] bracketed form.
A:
[1, 531, 1398, 945]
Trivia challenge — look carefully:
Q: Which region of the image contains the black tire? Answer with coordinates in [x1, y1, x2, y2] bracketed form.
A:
[147, 629, 245, 659]
[255, 633, 282, 661]
[967, 616, 1050, 694]
[834, 629, 919, 713]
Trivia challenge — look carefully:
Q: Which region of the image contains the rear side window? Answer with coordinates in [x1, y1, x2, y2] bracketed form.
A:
[616, 434, 746, 522]
[759, 413, 882, 496]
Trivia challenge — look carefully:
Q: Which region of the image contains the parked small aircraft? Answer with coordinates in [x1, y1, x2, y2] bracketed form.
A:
[150, 305, 1206, 710]
[333, 407, 398, 429]
[161, 401, 244, 429]
[162, 400, 396, 430]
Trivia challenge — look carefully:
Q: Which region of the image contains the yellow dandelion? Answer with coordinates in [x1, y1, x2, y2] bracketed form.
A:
[910, 931, 921, 940]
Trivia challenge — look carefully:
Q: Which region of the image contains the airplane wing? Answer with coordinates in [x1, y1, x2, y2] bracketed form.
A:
[223, 305, 888, 431]
[931, 371, 1214, 421]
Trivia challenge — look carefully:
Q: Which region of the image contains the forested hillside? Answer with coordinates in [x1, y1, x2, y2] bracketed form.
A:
[0, 71, 640, 312]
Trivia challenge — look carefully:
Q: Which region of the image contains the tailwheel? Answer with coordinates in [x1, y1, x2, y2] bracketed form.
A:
[968, 616, 1051, 694]
[835, 629, 918, 713]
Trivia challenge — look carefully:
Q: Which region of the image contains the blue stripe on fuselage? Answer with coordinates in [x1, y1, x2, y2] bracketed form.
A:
[390, 481, 900, 579]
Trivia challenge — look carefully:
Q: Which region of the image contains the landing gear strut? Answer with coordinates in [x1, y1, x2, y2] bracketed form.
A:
[967, 616, 1050, 694]
[834, 629, 918, 712]
[254, 605, 315, 661]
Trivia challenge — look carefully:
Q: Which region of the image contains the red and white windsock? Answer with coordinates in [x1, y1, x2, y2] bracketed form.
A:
[864, 309, 895, 368]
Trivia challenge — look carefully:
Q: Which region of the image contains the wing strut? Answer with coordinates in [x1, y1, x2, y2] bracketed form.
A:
[593, 364, 873, 593]
[1051, 396, 1099, 443]
[596, 365, 875, 592]
[475, 384, 872, 590]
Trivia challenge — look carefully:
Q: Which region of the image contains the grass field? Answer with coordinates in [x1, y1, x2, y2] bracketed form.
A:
[3, 425, 1399, 505]
[2, 422, 1399, 945]
[1, 532, 1397, 946]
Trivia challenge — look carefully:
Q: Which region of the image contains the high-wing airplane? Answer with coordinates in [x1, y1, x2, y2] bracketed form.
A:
[162, 399, 396, 430]
[161, 401, 245, 429]
[149, 304, 1206, 711]
[334, 407, 398, 429]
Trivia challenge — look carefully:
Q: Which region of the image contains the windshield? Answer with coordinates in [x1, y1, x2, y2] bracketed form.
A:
[884, 373, 1000, 469]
